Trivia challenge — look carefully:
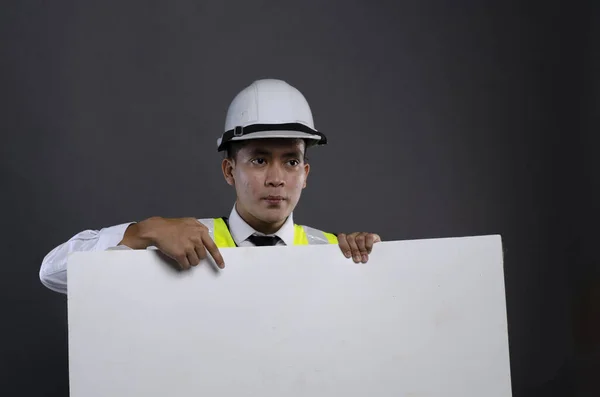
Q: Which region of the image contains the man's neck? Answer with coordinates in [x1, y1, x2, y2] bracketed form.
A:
[235, 202, 286, 235]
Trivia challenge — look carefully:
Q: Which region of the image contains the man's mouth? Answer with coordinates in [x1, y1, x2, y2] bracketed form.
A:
[263, 196, 285, 204]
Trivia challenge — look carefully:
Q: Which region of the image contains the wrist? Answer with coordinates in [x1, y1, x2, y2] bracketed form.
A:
[119, 217, 161, 249]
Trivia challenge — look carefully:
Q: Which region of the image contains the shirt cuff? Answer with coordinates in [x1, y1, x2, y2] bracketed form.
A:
[96, 222, 135, 251]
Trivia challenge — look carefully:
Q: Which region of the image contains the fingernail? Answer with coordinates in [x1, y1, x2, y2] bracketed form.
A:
[344, 251, 351, 258]
[362, 254, 368, 263]
[353, 256, 360, 263]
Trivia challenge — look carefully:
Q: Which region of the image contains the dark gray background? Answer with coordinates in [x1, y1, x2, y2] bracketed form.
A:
[1, 1, 598, 396]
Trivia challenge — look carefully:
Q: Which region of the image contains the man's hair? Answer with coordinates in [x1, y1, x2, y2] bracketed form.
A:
[224, 139, 309, 162]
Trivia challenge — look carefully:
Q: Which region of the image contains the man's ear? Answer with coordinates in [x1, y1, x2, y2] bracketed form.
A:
[222, 158, 235, 186]
[302, 162, 310, 189]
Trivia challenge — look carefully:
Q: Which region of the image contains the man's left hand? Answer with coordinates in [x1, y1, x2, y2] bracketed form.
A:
[338, 232, 382, 263]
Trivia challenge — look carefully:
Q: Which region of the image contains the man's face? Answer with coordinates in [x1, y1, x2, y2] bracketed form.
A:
[222, 138, 310, 229]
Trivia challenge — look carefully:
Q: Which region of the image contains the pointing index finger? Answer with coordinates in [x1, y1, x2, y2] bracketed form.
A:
[202, 233, 225, 268]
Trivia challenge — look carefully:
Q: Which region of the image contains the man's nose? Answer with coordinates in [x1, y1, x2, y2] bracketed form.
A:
[265, 163, 285, 187]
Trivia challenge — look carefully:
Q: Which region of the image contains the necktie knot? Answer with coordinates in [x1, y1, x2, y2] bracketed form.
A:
[247, 234, 281, 246]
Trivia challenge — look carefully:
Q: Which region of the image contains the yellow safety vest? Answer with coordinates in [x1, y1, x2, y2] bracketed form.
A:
[203, 218, 338, 248]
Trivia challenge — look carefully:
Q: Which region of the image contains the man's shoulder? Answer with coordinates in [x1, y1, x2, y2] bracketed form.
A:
[296, 224, 338, 244]
[297, 224, 336, 235]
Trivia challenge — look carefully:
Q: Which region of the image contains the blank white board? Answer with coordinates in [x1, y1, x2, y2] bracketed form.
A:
[67, 235, 512, 397]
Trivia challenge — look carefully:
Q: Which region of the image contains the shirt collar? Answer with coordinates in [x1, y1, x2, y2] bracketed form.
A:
[227, 204, 295, 246]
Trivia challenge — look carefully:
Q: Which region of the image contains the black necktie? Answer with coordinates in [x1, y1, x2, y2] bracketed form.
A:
[247, 234, 281, 246]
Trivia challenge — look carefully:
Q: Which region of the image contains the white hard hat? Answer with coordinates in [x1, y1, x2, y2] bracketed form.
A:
[217, 79, 328, 151]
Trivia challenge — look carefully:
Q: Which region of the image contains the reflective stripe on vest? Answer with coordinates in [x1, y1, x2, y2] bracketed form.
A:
[203, 218, 337, 248]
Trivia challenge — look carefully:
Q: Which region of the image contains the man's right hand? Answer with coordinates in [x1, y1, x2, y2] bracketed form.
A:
[118, 217, 225, 270]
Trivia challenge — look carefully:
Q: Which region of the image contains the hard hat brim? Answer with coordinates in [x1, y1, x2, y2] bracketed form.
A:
[217, 123, 327, 151]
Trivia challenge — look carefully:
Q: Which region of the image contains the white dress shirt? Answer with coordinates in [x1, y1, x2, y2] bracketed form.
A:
[39, 205, 294, 294]
[227, 204, 294, 247]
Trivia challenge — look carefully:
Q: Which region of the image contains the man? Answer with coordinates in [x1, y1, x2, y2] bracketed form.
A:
[39, 78, 381, 294]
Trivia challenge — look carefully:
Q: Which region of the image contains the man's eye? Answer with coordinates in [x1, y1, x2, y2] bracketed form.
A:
[251, 158, 266, 165]
[288, 160, 299, 166]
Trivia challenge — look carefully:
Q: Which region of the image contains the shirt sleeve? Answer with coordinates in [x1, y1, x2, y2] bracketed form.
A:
[39, 222, 134, 295]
